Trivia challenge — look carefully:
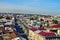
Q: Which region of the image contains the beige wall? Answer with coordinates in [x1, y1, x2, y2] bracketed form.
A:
[29, 30, 46, 40]
[57, 29, 60, 35]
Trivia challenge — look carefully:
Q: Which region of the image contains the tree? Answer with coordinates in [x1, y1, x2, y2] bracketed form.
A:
[6, 17, 11, 20]
[0, 16, 4, 19]
[52, 19, 58, 24]
[40, 19, 44, 21]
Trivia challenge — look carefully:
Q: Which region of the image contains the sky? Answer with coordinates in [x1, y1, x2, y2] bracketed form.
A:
[0, 0, 60, 15]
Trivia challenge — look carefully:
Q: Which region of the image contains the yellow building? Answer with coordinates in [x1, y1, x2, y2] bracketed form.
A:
[28, 30, 45, 40]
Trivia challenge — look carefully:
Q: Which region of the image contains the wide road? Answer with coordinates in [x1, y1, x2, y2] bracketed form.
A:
[14, 14, 28, 40]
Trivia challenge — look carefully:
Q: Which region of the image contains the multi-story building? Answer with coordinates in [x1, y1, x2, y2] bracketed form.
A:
[17, 14, 60, 40]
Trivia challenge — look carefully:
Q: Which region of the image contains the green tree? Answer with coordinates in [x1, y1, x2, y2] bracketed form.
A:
[52, 19, 58, 24]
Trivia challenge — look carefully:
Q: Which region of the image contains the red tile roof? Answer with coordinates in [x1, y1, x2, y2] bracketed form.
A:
[38, 27, 46, 30]
[10, 32, 17, 39]
[29, 28, 38, 31]
[48, 24, 60, 28]
[39, 31, 56, 37]
[39, 31, 46, 36]
[45, 32, 56, 37]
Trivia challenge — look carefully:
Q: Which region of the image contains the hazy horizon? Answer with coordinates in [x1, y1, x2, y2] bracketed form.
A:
[0, 0, 60, 16]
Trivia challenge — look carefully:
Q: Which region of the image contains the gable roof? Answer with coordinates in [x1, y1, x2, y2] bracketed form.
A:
[48, 24, 60, 28]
